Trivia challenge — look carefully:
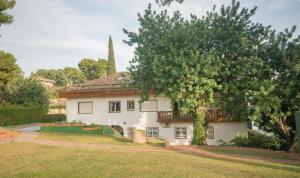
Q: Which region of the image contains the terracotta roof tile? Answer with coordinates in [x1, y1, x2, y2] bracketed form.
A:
[62, 72, 133, 92]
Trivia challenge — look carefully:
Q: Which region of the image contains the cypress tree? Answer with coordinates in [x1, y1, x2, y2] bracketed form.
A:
[106, 35, 116, 75]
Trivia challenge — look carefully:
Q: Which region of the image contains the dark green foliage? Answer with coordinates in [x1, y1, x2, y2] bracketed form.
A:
[41, 114, 66, 123]
[231, 131, 286, 151]
[0, 0, 15, 26]
[155, 0, 183, 6]
[106, 35, 116, 75]
[0, 50, 22, 85]
[0, 104, 45, 126]
[192, 112, 206, 145]
[78, 58, 107, 80]
[10, 78, 49, 110]
[40, 125, 121, 137]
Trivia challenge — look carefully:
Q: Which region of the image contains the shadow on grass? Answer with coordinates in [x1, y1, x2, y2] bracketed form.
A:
[172, 149, 300, 174]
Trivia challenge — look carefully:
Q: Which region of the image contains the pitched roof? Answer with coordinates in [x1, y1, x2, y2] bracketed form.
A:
[61, 72, 133, 93]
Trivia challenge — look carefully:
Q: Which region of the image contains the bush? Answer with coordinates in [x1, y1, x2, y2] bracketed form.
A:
[230, 131, 285, 151]
[0, 104, 45, 126]
[41, 114, 66, 123]
[230, 133, 249, 147]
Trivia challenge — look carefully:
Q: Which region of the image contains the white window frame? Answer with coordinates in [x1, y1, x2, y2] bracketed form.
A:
[127, 100, 135, 111]
[109, 101, 121, 113]
[207, 126, 214, 139]
[78, 102, 93, 114]
[146, 127, 159, 138]
[127, 127, 136, 137]
[175, 127, 187, 139]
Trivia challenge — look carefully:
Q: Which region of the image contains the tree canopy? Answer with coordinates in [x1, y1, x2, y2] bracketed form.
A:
[124, 0, 300, 147]
[78, 58, 107, 80]
[0, 50, 22, 85]
[0, 0, 15, 27]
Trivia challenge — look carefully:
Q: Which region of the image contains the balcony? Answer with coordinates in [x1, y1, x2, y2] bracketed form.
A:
[157, 110, 229, 123]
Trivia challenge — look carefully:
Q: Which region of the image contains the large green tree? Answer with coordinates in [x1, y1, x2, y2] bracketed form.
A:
[0, 0, 15, 26]
[106, 35, 116, 75]
[78, 58, 107, 80]
[124, 5, 221, 144]
[125, 0, 300, 147]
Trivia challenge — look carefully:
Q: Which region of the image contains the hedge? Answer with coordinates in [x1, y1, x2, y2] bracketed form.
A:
[41, 114, 66, 123]
[0, 105, 66, 126]
[0, 105, 45, 126]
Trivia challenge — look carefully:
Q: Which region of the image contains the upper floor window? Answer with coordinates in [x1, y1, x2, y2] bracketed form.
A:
[140, 100, 158, 112]
[127, 100, 135, 111]
[78, 102, 93, 114]
[109, 101, 121, 113]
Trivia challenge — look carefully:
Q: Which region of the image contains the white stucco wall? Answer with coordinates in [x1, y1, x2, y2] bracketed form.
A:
[206, 122, 249, 145]
[66, 95, 249, 145]
[159, 123, 193, 145]
[66, 95, 172, 136]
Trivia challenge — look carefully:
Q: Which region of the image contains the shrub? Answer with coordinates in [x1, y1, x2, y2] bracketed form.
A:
[0, 104, 45, 126]
[41, 114, 66, 123]
[230, 132, 249, 147]
[230, 131, 285, 151]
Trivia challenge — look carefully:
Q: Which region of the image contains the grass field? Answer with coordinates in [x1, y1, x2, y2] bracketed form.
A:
[200, 145, 300, 162]
[40, 125, 121, 137]
[1, 142, 300, 178]
[37, 132, 165, 147]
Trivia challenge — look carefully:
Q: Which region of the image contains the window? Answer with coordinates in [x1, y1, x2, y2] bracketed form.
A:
[127, 100, 135, 111]
[175, 127, 187, 139]
[127, 127, 136, 137]
[207, 126, 214, 139]
[109, 101, 121, 113]
[146, 127, 159, 138]
[140, 100, 158, 112]
[78, 102, 93, 114]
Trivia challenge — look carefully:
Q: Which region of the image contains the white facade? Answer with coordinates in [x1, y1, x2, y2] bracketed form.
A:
[207, 122, 249, 145]
[66, 94, 249, 145]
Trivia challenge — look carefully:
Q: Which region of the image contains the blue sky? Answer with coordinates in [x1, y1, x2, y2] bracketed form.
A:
[0, 0, 300, 76]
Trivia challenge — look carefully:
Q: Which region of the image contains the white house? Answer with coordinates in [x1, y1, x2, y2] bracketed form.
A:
[60, 72, 250, 145]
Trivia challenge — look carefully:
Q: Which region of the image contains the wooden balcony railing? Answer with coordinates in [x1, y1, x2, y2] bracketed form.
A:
[157, 111, 194, 123]
[157, 110, 229, 123]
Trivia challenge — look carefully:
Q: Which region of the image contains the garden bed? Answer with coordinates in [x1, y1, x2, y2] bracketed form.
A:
[0, 128, 20, 139]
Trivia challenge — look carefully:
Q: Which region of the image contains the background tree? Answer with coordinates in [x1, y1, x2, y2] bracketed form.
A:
[78, 58, 101, 80]
[0, 0, 15, 26]
[0, 50, 22, 85]
[10, 78, 49, 111]
[56, 67, 86, 86]
[98, 58, 107, 77]
[78, 58, 107, 80]
[31, 69, 57, 81]
[106, 35, 116, 75]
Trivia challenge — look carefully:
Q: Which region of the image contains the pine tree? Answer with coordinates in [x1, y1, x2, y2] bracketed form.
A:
[106, 35, 116, 75]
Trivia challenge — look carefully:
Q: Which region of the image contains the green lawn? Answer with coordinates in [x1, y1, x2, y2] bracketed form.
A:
[0, 142, 300, 178]
[37, 132, 165, 147]
[200, 145, 300, 162]
[40, 125, 121, 137]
